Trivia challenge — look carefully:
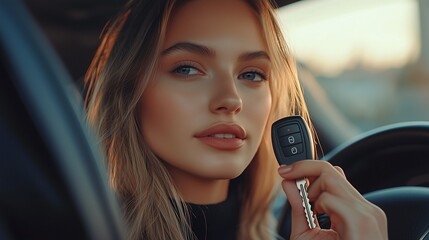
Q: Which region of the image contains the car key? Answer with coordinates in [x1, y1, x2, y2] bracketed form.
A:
[272, 115, 316, 229]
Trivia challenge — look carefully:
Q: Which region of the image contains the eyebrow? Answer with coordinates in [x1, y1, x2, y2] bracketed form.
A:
[238, 51, 270, 62]
[161, 42, 215, 57]
[161, 41, 271, 62]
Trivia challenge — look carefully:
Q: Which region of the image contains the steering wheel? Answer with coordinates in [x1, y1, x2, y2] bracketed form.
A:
[278, 122, 429, 240]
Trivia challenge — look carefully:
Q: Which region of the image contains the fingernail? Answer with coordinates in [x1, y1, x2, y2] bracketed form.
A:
[278, 165, 292, 174]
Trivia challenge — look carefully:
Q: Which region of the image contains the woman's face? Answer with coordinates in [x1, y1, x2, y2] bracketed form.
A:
[140, 0, 271, 181]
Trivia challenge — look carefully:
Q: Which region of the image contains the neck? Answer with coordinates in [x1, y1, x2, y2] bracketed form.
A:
[167, 167, 230, 204]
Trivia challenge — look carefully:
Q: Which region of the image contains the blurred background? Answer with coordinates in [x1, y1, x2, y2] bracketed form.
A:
[277, 0, 429, 135]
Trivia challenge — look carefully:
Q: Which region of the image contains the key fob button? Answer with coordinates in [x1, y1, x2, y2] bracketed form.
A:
[280, 132, 302, 147]
[283, 143, 303, 156]
[278, 124, 300, 136]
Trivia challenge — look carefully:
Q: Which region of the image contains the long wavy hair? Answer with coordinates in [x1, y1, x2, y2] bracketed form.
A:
[84, 0, 312, 239]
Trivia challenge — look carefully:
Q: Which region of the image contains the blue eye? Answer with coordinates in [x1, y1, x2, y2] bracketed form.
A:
[239, 71, 266, 82]
[172, 65, 200, 76]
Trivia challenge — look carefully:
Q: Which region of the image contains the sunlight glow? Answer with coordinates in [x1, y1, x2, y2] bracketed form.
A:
[277, 0, 420, 76]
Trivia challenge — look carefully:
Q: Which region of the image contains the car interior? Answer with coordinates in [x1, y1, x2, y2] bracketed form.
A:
[1, 0, 428, 239]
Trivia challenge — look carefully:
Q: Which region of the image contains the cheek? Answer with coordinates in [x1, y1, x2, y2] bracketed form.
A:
[139, 86, 181, 165]
[140, 86, 169, 134]
[140, 75, 209, 124]
[259, 89, 272, 120]
[257, 92, 272, 138]
[244, 86, 272, 129]
[139, 82, 206, 156]
[239, 85, 272, 154]
[140, 85, 190, 138]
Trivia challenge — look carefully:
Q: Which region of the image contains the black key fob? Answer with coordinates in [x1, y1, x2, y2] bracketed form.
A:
[271, 115, 315, 165]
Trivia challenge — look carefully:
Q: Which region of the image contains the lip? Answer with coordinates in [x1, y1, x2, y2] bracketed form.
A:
[194, 123, 247, 150]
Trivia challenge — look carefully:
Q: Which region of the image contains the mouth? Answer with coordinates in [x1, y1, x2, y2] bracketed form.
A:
[194, 123, 247, 150]
[209, 133, 238, 139]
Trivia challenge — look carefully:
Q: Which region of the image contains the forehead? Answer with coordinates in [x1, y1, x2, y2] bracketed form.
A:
[163, 0, 267, 51]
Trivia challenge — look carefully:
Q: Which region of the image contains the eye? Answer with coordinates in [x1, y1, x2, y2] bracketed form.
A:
[172, 65, 201, 76]
[238, 71, 267, 82]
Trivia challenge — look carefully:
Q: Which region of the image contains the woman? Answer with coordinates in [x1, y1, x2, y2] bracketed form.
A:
[84, 0, 387, 239]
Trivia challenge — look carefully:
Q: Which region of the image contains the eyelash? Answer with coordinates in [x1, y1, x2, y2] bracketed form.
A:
[170, 63, 267, 82]
[170, 62, 202, 77]
[238, 69, 267, 82]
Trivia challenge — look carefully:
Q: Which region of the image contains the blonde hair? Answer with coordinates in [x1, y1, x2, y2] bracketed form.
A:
[84, 0, 312, 239]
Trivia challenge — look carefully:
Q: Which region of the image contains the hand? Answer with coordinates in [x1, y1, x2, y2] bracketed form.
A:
[278, 160, 388, 240]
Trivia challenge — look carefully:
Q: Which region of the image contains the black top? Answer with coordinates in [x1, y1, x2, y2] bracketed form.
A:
[187, 187, 241, 240]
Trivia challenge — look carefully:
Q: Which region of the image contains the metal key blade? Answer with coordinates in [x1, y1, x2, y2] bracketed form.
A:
[296, 178, 316, 229]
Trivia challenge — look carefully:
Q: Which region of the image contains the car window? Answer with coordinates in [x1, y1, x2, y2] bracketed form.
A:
[277, 0, 429, 137]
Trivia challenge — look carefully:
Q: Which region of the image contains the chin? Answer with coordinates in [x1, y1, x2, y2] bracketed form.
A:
[216, 171, 243, 180]
[203, 163, 248, 180]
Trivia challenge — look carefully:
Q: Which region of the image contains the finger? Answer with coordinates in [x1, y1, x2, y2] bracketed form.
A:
[313, 192, 350, 238]
[313, 192, 387, 240]
[307, 169, 363, 203]
[281, 180, 318, 237]
[279, 161, 362, 200]
[278, 160, 338, 180]
[334, 166, 346, 179]
[280, 162, 388, 239]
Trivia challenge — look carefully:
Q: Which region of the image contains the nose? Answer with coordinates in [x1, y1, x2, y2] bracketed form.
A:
[209, 76, 242, 114]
